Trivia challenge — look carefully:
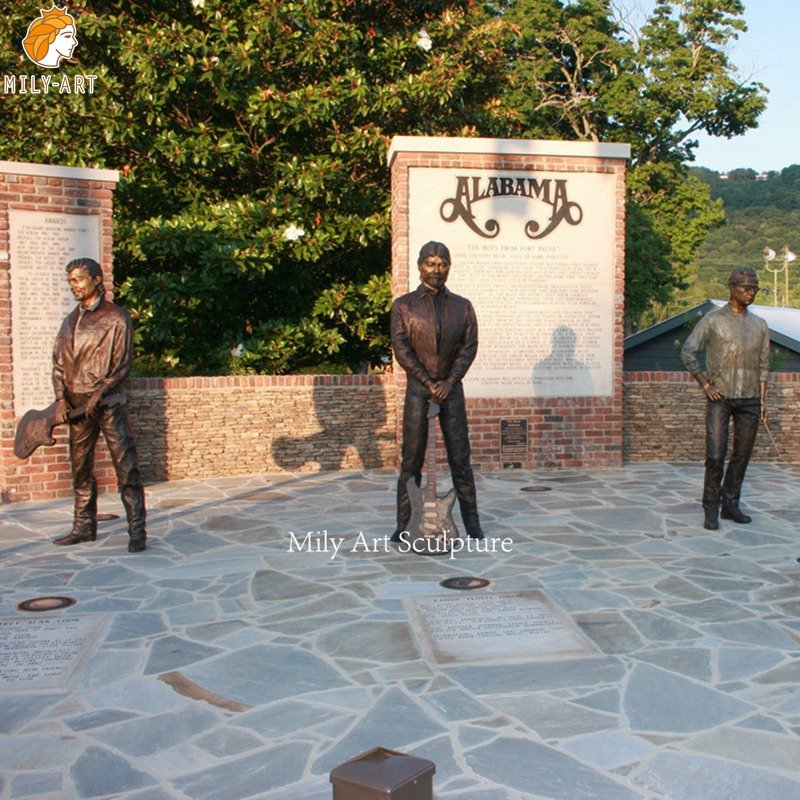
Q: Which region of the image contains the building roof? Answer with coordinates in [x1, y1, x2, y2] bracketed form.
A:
[625, 300, 800, 354]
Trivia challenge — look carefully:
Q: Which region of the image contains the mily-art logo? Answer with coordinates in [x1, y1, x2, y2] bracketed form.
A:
[3, 5, 97, 95]
[22, 5, 77, 68]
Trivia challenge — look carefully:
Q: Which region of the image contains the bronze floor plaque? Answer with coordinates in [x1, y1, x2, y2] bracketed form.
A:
[16, 596, 76, 612]
[406, 590, 599, 665]
[440, 577, 491, 591]
[0, 614, 108, 690]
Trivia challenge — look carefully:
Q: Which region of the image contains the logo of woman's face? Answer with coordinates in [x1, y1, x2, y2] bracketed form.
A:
[21, 6, 78, 69]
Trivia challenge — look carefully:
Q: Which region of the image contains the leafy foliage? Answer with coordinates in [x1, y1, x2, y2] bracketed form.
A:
[501, 0, 635, 142]
[629, 0, 765, 166]
[500, 0, 764, 330]
[628, 162, 725, 327]
[1, 0, 514, 374]
[624, 200, 673, 327]
[677, 166, 800, 310]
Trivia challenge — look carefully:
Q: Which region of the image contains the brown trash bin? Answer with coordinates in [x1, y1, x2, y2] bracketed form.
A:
[330, 746, 436, 800]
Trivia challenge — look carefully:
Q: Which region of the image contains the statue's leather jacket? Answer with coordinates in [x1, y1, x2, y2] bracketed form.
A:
[53, 299, 133, 401]
[390, 284, 478, 388]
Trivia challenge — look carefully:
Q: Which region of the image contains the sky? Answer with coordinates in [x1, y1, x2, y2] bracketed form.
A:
[669, 0, 800, 173]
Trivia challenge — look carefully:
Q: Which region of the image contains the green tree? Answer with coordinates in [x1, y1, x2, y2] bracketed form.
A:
[624, 0, 765, 327]
[1, 0, 515, 374]
[627, 162, 725, 326]
[1, 1, 767, 362]
[685, 166, 800, 309]
[500, 0, 636, 142]
[501, 0, 765, 329]
[628, 0, 765, 167]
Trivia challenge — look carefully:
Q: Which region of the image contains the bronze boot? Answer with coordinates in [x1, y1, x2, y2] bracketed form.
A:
[703, 505, 719, 531]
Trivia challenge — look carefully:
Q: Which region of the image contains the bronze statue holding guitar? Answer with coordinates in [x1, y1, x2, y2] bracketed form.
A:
[15, 257, 148, 553]
[15, 394, 125, 460]
[390, 241, 484, 553]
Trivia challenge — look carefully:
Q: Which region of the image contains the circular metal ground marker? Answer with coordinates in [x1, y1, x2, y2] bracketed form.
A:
[96, 513, 120, 521]
[440, 576, 491, 591]
[16, 596, 77, 612]
[520, 486, 552, 493]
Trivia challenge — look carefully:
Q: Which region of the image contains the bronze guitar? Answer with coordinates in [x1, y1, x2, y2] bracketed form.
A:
[405, 401, 459, 556]
[14, 394, 125, 459]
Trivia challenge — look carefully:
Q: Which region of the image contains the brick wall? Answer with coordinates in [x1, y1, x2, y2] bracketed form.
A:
[466, 395, 624, 470]
[393, 372, 623, 472]
[624, 371, 800, 462]
[128, 374, 396, 483]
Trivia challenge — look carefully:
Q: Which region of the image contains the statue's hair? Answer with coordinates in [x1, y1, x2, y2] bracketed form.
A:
[417, 241, 451, 266]
[728, 266, 758, 286]
[22, 7, 74, 63]
[66, 258, 103, 281]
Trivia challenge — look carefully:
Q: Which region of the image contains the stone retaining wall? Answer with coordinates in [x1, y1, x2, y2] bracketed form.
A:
[4, 371, 797, 503]
[623, 371, 800, 462]
[4, 375, 396, 502]
[128, 374, 397, 483]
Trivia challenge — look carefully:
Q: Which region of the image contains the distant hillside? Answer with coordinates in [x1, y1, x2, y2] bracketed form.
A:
[681, 165, 800, 308]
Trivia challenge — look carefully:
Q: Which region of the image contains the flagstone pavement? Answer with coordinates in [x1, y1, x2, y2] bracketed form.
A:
[1, 462, 800, 800]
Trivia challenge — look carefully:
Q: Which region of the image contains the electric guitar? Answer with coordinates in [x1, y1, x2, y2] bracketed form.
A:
[14, 394, 125, 459]
[405, 401, 459, 556]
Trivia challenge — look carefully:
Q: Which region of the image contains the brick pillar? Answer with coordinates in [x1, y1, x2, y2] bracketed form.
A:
[0, 160, 119, 502]
[388, 137, 630, 470]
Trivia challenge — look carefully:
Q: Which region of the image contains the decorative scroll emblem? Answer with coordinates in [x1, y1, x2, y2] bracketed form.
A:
[440, 175, 583, 240]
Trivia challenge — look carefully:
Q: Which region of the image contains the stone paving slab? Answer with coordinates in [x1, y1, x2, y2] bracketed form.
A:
[1, 463, 799, 799]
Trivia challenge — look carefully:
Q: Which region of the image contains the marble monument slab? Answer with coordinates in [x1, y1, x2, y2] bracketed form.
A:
[0, 614, 109, 690]
[406, 590, 599, 665]
[9, 210, 100, 413]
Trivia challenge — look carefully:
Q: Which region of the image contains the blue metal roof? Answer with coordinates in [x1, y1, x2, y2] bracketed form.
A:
[625, 301, 800, 354]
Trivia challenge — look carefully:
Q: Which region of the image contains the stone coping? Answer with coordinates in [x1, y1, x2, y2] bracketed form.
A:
[0, 159, 119, 183]
[388, 136, 632, 165]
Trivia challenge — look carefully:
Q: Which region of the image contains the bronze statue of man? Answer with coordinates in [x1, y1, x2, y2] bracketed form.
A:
[390, 241, 484, 540]
[681, 266, 769, 530]
[52, 258, 147, 552]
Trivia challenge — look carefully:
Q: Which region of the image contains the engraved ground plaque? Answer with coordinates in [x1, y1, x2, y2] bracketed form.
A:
[406, 590, 599, 665]
[0, 614, 108, 690]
